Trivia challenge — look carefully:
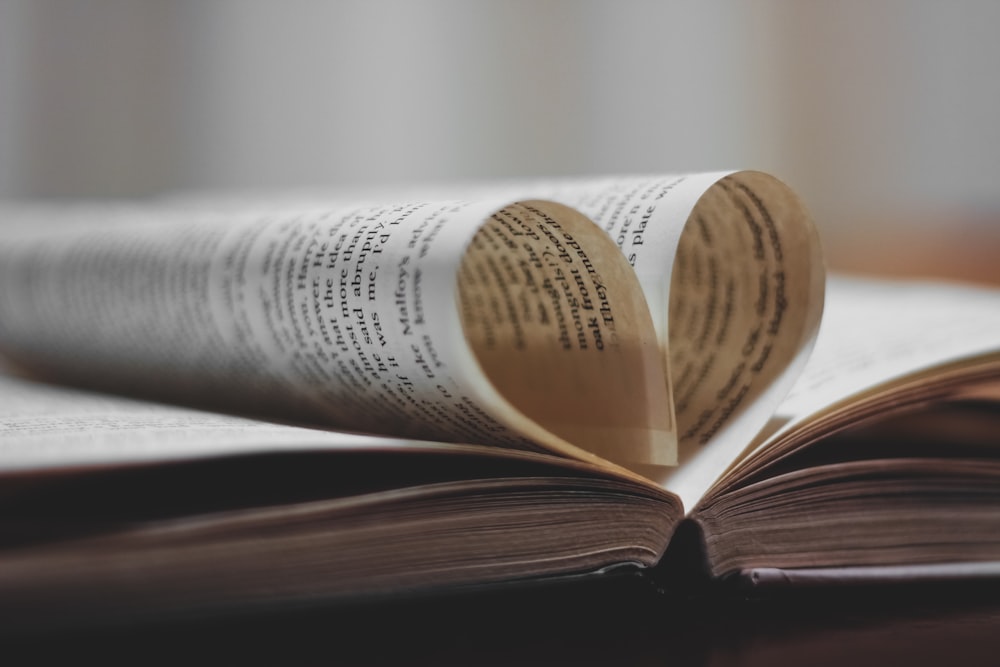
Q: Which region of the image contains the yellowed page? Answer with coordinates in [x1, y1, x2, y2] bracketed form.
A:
[456, 201, 672, 469]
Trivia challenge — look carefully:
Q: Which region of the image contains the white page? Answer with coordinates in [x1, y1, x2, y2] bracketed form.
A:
[779, 275, 1000, 418]
[0, 370, 436, 472]
[712, 275, 1000, 494]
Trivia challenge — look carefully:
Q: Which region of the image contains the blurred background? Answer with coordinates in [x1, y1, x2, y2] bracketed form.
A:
[1, 0, 998, 282]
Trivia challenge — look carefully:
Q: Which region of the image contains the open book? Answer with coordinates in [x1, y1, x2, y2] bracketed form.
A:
[1, 172, 998, 629]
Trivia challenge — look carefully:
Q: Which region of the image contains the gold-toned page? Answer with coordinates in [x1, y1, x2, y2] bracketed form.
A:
[457, 201, 673, 471]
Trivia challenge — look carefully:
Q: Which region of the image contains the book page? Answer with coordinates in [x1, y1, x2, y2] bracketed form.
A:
[0, 198, 671, 478]
[0, 367, 660, 484]
[0, 369, 440, 472]
[778, 276, 1000, 416]
[456, 201, 672, 468]
[716, 275, 1000, 493]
